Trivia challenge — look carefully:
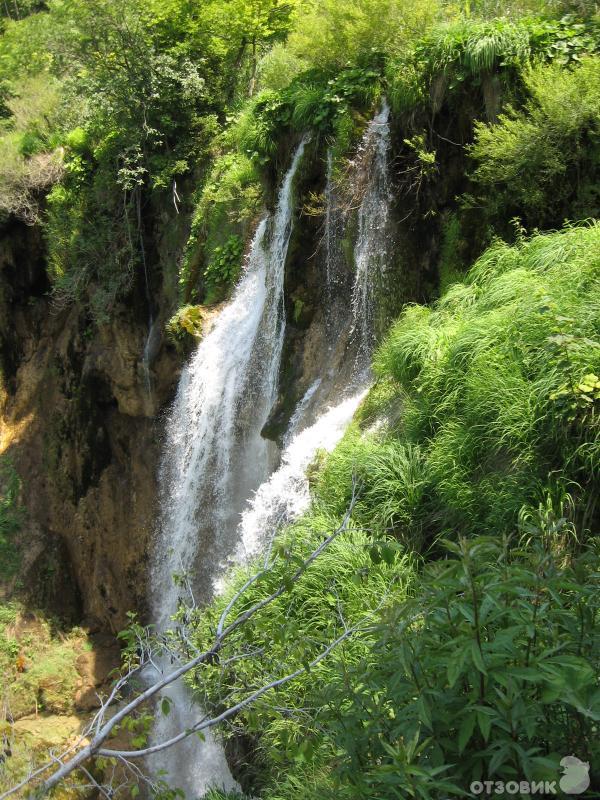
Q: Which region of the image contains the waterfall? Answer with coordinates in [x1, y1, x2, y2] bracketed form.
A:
[149, 139, 307, 798]
[147, 103, 393, 796]
[141, 317, 161, 397]
[216, 104, 394, 591]
[324, 150, 343, 302]
[351, 101, 392, 371]
[216, 387, 367, 585]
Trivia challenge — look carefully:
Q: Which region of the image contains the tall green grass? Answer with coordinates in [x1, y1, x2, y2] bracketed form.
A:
[305, 224, 600, 550]
[372, 222, 600, 543]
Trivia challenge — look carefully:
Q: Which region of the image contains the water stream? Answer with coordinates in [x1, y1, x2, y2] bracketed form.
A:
[351, 100, 392, 371]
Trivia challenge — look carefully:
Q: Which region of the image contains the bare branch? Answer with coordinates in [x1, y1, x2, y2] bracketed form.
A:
[1, 490, 364, 799]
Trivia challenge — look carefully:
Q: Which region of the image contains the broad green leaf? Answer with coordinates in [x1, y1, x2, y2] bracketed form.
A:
[471, 640, 487, 674]
[458, 711, 476, 754]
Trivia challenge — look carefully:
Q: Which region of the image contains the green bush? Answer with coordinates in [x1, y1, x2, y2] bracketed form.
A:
[204, 235, 244, 302]
[286, 0, 442, 69]
[45, 162, 140, 322]
[226, 65, 381, 174]
[319, 534, 600, 798]
[470, 56, 600, 228]
[188, 512, 416, 794]
[527, 14, 600, 66]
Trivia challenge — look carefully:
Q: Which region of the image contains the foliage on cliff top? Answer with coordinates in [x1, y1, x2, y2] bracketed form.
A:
[1, 0, 596, 313]
[387, 12, 600, 127]
[470, 55, 600, 228]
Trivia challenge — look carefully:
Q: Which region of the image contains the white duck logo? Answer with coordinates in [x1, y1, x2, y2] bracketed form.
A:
[559, 756, 590, 795]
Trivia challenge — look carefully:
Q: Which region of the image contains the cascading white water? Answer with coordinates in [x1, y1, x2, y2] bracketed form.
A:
[351, 101, 392, 371]
[149, 139, 307, 798]
[217, 387, 368, 583]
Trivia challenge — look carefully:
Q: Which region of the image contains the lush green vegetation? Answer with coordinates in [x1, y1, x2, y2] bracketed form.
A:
[2, 0, 597, 316]
[0, 601, 92, 795]
[2, 0, 600, 796]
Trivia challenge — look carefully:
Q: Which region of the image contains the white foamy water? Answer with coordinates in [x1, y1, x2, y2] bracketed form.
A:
[215, 387, 368, 587]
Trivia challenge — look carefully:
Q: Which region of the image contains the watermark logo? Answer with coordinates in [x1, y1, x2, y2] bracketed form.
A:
[559, 756, 590, 795]
[470, 754, 591, 796]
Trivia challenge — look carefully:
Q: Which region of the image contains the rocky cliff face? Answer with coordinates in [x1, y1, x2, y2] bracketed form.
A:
[0, 215, 182, 631]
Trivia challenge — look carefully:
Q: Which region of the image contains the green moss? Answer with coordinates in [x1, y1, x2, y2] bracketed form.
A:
[437, 211, 466, 294]
[0, 458, 22, 582]
[166, 304, 204, 344]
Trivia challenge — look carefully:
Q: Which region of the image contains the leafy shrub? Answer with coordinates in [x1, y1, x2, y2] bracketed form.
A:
[189, 514, 415, 795]
[227, 65, 381, 173]
[470, 57, 600, 228]
[233, 90, 284, 164]
[256, 44, 306, 92]
[45, 164, 140, 322]
[165, 304, 204, 344]
[203, 235, 244, 302]
[319, 534, 600, 798]
[528, 14, 600, 65]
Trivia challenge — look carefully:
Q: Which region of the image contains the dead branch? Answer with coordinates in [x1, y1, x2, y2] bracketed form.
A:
[1, 489, 369, 799]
